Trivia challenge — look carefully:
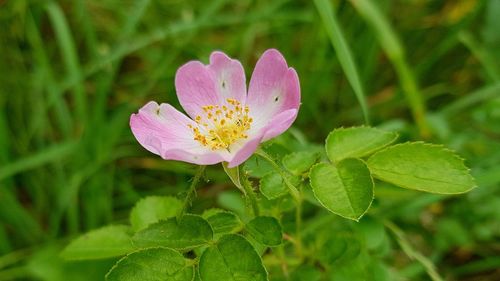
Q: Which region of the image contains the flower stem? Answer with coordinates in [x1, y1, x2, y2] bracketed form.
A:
[254, 149, 301, 202]
[294, 189, 304, 260]
[255, 148, 305, 260]
[177, 165, 206, 220]
[239, 167, 260, 217]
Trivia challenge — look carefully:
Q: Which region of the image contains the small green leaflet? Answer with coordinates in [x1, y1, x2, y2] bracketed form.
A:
[326, 126, 398, 163]
[310, 159, 374, 221]
[132, 215, 212, 250]
[260, 173, 288, 200]
[105, 247, 194, 281]
[61, 225, 135, 260]
[130, 196, 182, 231]
[202, 208, 243, 236]
[199, 234, 268, 281]
[246, 216, 283, 246]
[367, 142, 476, 194]
[317, 234, 362, 266]
[282, 151, 319, 175]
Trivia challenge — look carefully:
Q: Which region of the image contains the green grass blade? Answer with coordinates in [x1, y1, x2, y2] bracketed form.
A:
[26, 11, 73, 137]
[0, 189, 44, 244]
[441, 82, 500, 116]
[349, 0, 429, 137]
[384, 220, 444, 281]
[314, 0, 370, 124]
[46, 2, 87, 122]
[91, 0, 152, 122]
[458, 30, 500, 82]
[0, 141, 77, 181]
[57, 0, 290, 93]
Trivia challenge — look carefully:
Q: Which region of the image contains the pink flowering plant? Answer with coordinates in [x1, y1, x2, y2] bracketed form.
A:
[130, 49, 300, 168]
[62, 50, 475, 281]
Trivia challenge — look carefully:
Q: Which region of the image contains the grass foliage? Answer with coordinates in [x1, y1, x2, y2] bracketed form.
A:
[1, 0, 500, 280]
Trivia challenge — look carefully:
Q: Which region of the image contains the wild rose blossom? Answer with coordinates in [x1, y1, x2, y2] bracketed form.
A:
[130, 49, 300, 167]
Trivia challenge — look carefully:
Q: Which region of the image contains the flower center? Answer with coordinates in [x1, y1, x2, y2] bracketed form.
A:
[188, 98, 253, 151]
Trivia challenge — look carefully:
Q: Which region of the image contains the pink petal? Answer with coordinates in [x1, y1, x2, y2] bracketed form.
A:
[227, 133, 265, 168]
[162, 149, 227, 165]
[208, 51, 247, 103]
[247, 49, 300, 130]
[175, 52, 247, 119]
[225, 109, 298, 168]
[130, 101, 228, 165]
[175, 61, 222, 119]
[261, 108, 298, 142]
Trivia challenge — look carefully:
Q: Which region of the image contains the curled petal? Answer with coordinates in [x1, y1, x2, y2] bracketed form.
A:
[261, 108, 298, 142]
[227, 134, 265, 168]
[130, 101, 228, 165]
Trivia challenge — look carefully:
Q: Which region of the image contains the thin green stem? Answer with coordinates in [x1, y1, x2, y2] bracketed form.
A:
[275, 245, 290, 279]
[255, 149, 304, 260]
[294, 191, 304, 260]
[255, 149, 301, 202]
[239, 168, 260, 217]
[177, 165, 206, 220]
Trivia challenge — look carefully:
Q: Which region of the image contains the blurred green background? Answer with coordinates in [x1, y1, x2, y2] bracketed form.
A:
[1, 0, 500, 280]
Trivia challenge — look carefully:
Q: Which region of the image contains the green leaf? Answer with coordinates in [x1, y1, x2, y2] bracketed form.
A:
[244, 155, 273, 178]
[199, 234, 268, 281]
[282, 151, 319, 176]
[260, 173, 288, 200]
[61, 225, 135, 260]
[28, 245, 115, 281]
[130, 196, 183, 231]
[202, 209, 243, 236]
[245, 216, 283, 246]
[310, 159, 374, 221]
[132, 215, 212, 250]
[367, 142, 476, 194]
[318, 234, 362, 266]
[105, 247, 194, 281]
[325, 127, 398, 163]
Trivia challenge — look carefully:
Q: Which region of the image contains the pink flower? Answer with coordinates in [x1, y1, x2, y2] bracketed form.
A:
[130, 49, 300, 168]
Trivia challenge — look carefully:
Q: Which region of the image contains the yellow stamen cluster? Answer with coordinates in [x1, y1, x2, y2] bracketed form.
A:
[188, 98, 253, 151]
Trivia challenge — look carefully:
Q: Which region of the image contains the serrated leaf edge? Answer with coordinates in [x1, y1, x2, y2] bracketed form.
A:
[367, 141, 477, 194]
[105, 246, 195, 281]
[132, 214, 214, 251]
[259, 173, 289, 200]
[198, 234, 269, 281]
[203, 209, 244, 234]
[245, 216, 283, 247]
[325, 126, 399, 163]
[282, 151, 321, 175]
[130, 195, 183, 231]
[60, 225, 135, 261]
